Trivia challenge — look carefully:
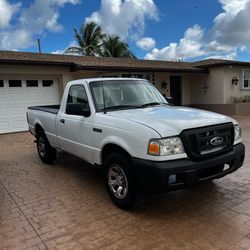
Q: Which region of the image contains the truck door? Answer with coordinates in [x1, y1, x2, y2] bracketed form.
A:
[56, 84, 93, 163]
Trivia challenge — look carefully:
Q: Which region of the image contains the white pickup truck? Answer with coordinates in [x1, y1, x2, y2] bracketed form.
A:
[27, 78, 245, 209]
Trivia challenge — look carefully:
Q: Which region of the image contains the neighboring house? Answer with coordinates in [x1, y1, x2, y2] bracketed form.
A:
[0, 50, 250, 134]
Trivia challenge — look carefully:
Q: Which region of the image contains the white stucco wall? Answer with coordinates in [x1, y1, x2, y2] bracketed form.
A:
[4, 63, 248, 106]
[153, 72, 170, 96]
[223, 66, 250, 103]
[190, 69, 224, 104]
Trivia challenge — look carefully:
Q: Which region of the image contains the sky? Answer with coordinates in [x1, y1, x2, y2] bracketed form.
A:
[0, 0, 250, 62]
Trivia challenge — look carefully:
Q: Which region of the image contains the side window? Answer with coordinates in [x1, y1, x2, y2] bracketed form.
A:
[66, 85, 90, 116]
[0, 80, 4, 87]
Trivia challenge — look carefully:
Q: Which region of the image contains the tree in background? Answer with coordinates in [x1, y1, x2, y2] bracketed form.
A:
[65, 22, 136, 58]
[64, 22, 104, 56]
[101, 35, 136, 58]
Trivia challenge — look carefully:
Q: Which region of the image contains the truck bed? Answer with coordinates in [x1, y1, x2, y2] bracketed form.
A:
[28, 105, 60, 114]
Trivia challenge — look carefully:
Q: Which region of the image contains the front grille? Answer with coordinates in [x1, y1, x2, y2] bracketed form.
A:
[180, 123, 234, 160]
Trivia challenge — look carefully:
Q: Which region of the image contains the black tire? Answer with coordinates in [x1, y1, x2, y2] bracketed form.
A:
[103, 152, 143, 210]
[36, 132, 57, 164]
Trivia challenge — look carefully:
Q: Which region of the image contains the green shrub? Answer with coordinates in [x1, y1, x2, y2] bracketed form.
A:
[229, 95, 250, 103]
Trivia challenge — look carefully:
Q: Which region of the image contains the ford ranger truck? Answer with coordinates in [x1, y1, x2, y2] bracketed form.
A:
[27, 78, 245, 209]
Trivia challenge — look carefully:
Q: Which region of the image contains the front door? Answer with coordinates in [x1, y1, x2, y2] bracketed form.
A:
[170, 76, 181, 106]
[56, 84, 93, 163]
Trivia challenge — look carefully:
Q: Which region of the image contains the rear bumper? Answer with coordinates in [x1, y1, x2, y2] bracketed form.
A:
[132, 143, 245, 192]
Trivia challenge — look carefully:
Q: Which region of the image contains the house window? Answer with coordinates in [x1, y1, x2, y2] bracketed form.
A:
[122, 74, 144, 79]
[9, 80, 22, 87]
[243, 70, 250, 89]
[0, 80, 3, 87]
[42, 80, 54, 87]
[26, 80, 38, 87]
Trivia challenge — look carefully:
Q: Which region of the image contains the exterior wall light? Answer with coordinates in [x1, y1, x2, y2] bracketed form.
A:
[232, 77, 239, 86]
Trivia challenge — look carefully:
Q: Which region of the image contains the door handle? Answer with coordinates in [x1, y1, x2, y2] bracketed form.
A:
[60, 119, 65, 124]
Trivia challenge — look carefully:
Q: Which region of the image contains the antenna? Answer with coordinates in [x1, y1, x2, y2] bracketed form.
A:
[102, 80, 106, 114]
[37, 38, 41, 53]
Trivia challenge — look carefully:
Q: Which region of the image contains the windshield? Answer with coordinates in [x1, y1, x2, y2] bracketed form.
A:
[90, 79, 168, 111]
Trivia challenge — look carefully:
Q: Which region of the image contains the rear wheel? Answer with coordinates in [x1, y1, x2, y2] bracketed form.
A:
[104, 153, 143, 209]
[37, 132, 56, 164]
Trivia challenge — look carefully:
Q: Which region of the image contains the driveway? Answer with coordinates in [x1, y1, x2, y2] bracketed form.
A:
[0, 116, 250, 250]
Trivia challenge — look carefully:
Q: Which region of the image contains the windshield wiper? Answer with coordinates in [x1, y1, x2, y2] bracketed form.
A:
[141, 102, 169, 107]
[100, 105, 141, 111]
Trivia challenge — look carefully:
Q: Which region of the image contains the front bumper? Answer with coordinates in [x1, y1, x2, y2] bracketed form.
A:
[132, 143, 245, 192]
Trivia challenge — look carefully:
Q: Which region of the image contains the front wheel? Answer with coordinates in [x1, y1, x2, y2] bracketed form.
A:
[104, 153, 143, 209]
[37, 132, 57, 164]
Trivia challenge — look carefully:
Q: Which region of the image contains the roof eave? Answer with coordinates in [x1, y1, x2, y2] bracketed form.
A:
[0, 58, 207, 73]
[73, 64, 207, 73]
[0, 59, 74, 67]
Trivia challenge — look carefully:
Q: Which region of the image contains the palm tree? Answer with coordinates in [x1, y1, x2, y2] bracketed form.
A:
[64, 22, 136, 58]
[64, 22, 104, 56]
[101, 35, 136, 58]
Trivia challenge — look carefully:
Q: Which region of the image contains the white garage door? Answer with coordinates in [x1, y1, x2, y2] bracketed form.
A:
[0, 78, 59, 134]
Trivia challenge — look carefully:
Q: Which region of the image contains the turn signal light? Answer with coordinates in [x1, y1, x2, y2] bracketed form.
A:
[148, 141, 160, 156]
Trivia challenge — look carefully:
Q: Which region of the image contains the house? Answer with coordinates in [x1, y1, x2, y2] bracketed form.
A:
[0, 50, 250, 134]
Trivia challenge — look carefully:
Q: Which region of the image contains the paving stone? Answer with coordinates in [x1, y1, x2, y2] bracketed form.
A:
[0, 116, 250, 249]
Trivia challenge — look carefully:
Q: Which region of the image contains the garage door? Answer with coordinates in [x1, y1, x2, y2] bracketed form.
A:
[0, 78, 59, 134]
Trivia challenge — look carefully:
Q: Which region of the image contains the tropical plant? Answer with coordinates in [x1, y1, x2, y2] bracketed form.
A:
[64, 22, 104, 56]
[64, 22, 136, 58]
[101, 35, 136, 58]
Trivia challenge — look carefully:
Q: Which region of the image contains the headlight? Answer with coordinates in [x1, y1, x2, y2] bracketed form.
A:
[148, 137, 185, 156]
[234, 125, 241, 141]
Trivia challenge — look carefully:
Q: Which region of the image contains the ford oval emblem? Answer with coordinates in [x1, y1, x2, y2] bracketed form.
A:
[210, 136, 224, 146]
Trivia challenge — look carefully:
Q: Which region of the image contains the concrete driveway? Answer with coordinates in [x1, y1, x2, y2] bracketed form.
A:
[0, 116, 250, 250]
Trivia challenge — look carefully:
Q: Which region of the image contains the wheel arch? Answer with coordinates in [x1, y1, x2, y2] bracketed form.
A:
[101, 143, 132, 165]
[34, 122, 44, 136]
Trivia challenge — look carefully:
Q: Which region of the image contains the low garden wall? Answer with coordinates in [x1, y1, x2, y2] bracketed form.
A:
[191, 102, 250, 115]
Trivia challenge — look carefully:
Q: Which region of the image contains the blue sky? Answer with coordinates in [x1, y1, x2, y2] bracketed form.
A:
[0, 0, 250, 61]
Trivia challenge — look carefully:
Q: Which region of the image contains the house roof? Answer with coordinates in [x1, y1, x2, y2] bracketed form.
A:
[0, 50, 203, 72]
[191, 59, 250, 68]
[0, 50, 249, 72]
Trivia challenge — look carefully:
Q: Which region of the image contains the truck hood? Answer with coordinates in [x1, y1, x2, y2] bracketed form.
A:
[108, 106, 236, 137]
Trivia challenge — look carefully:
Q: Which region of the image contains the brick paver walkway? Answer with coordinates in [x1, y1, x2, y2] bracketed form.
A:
[0, 116, 250, 250]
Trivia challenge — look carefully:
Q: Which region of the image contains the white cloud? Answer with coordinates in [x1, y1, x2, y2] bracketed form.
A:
[51, 40, 78, 54]
[51, 49, 65, 54]
[205, 41, 233, 53]
[53, 0, 79, 5]
[145, 25, 205, 60]
[205, 51, 237, 60]
[0, 29, 33, 49]
[0, 0, 20, 28]
[209, 0, 250, 48]
[145, 0, 250, 61]
[85, 0, 158, 40]
[136, 37, 155, 51]
[0, 0, 80, 50]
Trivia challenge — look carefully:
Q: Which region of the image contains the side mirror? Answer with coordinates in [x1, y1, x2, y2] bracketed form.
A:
[66, 103, 91, 117]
